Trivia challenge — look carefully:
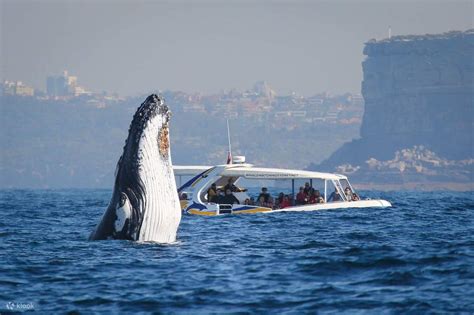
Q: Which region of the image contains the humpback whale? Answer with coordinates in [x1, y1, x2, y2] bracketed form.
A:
[89, 94, 181, 243]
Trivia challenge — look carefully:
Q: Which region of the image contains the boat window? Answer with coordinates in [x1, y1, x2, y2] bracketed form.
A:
[340, 179, 360, 201]
[287, 178, 326, 206]
[339, 179, 358, 201]
[340, 179, 355, 193]
[179, 191, 192, 201]
[200, 177, 230, 202]
[200, 182, 217, 203]
[326, 180, 343, 202]
[213, 177, 229, 189]
[200, 177, 248, 203]
[175, 175, 194, 190]
[310, 179, 325, 198]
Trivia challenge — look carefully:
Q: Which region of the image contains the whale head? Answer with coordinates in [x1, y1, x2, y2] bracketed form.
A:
[89, 94, 181, 242]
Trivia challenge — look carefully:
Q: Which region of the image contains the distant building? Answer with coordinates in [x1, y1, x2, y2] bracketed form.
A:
[46, 72, 68, 96]
[46, 70, 89, 97]
[73, 86, 91, 96]
[306, 96, 324, 106]
[291, 111, 306, 118]
[274, 110, 307, 119]
[251, 81, 276, 99]
[1, 81, 34, 96]
[2, 81, 15, 95]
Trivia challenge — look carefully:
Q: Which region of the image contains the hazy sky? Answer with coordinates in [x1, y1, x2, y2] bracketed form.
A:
[1, 0, 472, 96]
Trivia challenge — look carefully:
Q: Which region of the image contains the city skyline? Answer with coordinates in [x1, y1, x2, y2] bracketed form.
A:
[1, 69, 363, 98]
[1, 1, 472, 97]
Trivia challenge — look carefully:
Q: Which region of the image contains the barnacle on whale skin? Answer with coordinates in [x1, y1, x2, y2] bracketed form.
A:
[158, 125, 170, 157]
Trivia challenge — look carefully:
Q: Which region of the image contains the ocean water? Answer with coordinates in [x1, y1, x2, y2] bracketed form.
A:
[1, 189, 473, 314]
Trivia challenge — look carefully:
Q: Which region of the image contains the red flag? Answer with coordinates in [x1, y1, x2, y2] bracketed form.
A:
[226, 151, 232, 164]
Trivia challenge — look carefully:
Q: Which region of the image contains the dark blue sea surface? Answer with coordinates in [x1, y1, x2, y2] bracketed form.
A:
[1, 189, 473, 313]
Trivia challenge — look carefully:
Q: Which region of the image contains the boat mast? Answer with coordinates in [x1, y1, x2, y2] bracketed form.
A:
[226, 119, 232, 164]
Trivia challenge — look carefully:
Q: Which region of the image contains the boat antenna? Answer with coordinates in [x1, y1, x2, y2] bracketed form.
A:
[226, 119, 232, 164]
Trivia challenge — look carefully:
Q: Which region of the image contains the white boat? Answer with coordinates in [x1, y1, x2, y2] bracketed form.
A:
[174, 159, 391, 216]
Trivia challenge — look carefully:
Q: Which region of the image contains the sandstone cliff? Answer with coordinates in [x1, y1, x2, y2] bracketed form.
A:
[313, 30, 474, 188]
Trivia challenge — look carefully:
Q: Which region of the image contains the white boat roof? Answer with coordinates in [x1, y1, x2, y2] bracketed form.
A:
[173, 165, 212, 176]
[174, 164, 347, 180]
[221, 164, 346, 180]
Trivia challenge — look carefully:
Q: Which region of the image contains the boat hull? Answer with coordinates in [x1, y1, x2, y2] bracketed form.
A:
[184, 199, 392, 216]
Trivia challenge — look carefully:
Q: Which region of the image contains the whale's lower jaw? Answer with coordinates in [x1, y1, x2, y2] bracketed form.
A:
[135, 113, 181, 243]
[136, 162, 181, 243]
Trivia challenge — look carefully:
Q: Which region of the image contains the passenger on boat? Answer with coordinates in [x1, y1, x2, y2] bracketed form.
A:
[276, 192, 285, 208]
[210, 189, 223, 203]
[327, 188, 341, 202]
[344, 187, 352, 201]
[314, 190, 325, 203]
[257, 195, 273, 208]
[296, 187, 306, 205]
[249, 197, 256, 205]
[352, 193, 360, 201]
[221, 188, 240, 205]
[224, 178, 238, 192]
[267, 196, 275, 208]
[303, 182, 311, 194]
[207, 183, 217, 202]
[258, 187, 271, 203]
[279, 195, 291, 209]
[288, 194, 294, 206]
[307, 188, 317, 204]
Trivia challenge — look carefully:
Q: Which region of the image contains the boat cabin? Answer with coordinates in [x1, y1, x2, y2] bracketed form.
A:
[174, 162, 391, 216]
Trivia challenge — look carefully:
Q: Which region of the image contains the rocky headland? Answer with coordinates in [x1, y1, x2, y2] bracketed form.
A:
[312, 30, 474, 190]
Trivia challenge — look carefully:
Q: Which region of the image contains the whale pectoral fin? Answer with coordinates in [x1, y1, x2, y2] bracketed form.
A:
[114, 192, 132, 235]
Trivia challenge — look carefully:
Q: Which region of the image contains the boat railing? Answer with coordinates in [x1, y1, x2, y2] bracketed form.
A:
[217, 204, 233, 215]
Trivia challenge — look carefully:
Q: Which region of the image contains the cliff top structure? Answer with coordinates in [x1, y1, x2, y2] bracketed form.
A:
[367, 29, 474, 44]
